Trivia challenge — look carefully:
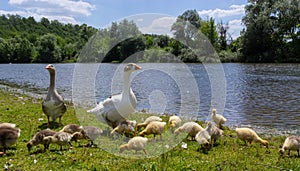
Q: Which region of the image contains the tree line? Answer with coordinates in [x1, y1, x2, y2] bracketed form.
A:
[240, 0, 300, 62]
[0, 0, 299, 63]
[78, 10, 237, 63]
[0, 15, 97, 63]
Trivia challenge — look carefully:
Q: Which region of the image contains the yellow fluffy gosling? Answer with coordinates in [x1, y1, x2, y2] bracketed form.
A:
[236, 127, 269, 148]
[174, 122, 203, 140]
[169, 115, 182, 130]
[138, 121, 166, 141]
[136, 116, 162, 130]
[119, 136, 148, 155]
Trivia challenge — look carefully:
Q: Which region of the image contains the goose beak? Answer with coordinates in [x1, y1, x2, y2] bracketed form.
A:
[135, 65, 142, 70]
[45, 64, 51, 69]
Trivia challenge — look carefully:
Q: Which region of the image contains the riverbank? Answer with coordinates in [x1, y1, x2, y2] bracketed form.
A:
[0, 89, 299, 170]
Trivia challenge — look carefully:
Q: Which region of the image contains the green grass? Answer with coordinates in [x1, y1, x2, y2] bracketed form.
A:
[0, 89, 299, 170]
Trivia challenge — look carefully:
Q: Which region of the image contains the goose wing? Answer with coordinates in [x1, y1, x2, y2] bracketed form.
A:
[87, 93, 121, 114]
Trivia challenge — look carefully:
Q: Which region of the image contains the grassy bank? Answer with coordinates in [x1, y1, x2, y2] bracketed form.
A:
[0, 89, 299, 170]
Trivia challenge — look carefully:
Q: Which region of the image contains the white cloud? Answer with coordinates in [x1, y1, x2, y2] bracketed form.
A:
[198, 4, 245, 18]
[198, 4, 246, 39]
[139, 16, 176, 35]
[0, 9, 78, 24]
[228, 19, 245, 39]
[4, 0, 95, 24]
[0, 10, 29, 17]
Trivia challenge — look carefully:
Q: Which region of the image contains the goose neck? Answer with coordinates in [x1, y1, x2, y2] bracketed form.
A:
[122, 72, 131, 95]
[49, 71, 56, 89]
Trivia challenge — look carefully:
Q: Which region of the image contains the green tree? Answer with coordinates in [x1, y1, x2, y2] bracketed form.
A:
[171, 9, 201, 44]
[217, 20, 229, 50]
[240, 0, 300, 62]
[104, 19, 142, 62]
[200, 17, 218, 48]
[0, 38, 10, 63]
[171, 10, 203, 62]
[34, 33, 62, 63]
[8, 36, 33, 63]
[0, 15, 98, 63]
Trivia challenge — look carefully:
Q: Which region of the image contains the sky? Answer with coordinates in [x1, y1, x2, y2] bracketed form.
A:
[0, 0, 247, 39]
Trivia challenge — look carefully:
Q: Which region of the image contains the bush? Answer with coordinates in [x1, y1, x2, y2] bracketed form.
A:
[218, 50, 239, 62]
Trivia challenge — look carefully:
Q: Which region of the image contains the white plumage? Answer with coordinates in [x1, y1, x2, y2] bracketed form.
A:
[205, 122, 223, 146]
[0, 123, 16, 128]
[119, 136, 148, 155]
[174, 122, 203, 140]
[87, 63, 141, 128]
[279, 135, 300, 157]
[211, 108, 227, 128]
[195, 129, 211, 147]
[169, 115, 182, 128]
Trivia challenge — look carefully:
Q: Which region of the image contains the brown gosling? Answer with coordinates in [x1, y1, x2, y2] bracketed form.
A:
[72, 126, 103, 147]
[59, 124, 83, 134]
[111, 120, 137, 137]
[0, 124, 20, 154]
[43, 132, 72, 151]
[27, 129, 56, 152]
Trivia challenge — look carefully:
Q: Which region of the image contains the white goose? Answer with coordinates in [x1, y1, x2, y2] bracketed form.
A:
[42, 64, 67, 127]
[87, 63, 141, 128]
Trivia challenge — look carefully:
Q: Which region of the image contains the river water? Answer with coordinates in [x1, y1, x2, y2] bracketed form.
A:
[0, 63, 299, 134]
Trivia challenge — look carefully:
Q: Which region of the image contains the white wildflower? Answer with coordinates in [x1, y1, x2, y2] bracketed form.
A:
[3, 164, 8, 170]
[181, 142, 187, 149]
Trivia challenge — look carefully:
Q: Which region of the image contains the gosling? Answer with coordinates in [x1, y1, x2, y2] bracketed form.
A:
[236, 127, 269, 148]
[279, 135, 300, 157]
[119, 136, 148, 155]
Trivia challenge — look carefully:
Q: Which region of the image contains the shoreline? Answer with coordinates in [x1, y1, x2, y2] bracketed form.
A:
[0, 82, 297, 137]
[0, 86, 298, 170]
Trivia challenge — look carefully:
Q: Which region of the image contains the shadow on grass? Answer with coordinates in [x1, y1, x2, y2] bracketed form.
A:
[38, 121, 62, 129]
[29, 149, 46, 155]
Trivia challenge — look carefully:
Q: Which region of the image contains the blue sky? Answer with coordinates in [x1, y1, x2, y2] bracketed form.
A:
[0, 0, 247, 39]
